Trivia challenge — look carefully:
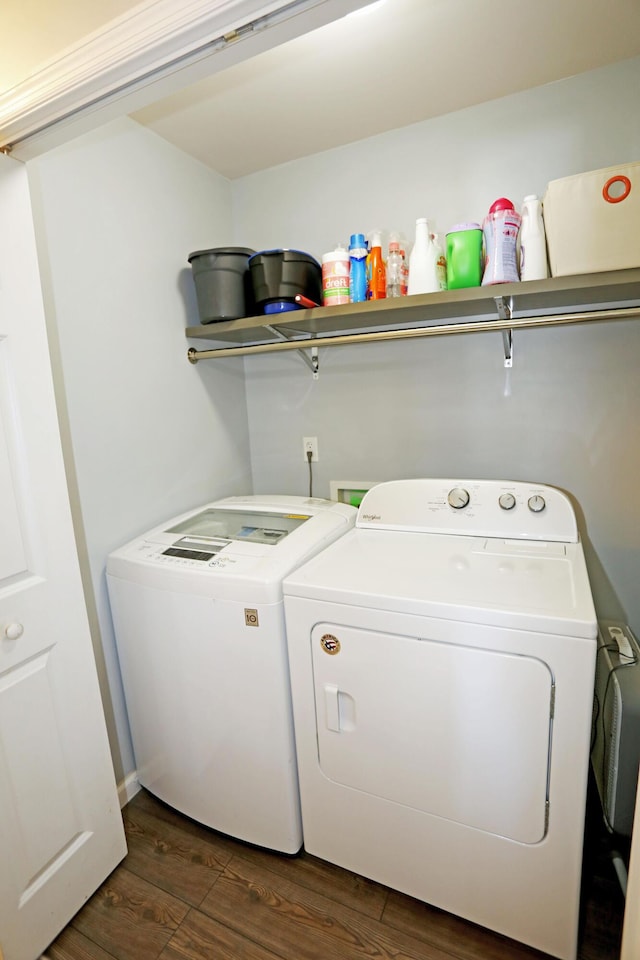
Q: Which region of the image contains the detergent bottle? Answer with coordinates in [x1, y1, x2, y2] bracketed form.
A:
[349, 233, 368, 303]
[322, 243, 351, 305]
[408, 218, 439, 295]
[386, 233, 404, 298]
[446, 223, 483, 289]
[367, 230, 386, 299]
[432, 232, 448, 291]
[481, 198, 521, 285]
[519, 195, 549, 281]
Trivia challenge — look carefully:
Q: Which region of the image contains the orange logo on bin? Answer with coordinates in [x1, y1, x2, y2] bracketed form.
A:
[603, 175, 631, 204]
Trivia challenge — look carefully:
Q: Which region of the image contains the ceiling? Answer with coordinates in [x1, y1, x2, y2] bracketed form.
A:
[3, 0, 640, 179]
[132, 0, 640, 178]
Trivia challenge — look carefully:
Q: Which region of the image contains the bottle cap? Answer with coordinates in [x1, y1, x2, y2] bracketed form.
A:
[349, 233, 366, 248]
[369, 231, 382, 248]
[489, 198, 515, 214]
[388, 240, 400, 251]
[523, 194, 539, 202]
[447, 222, 481, 234]
[322, 246, 350, 263]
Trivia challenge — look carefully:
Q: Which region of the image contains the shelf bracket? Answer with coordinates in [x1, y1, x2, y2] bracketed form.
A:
[265, 324, 319, 379]
[495, 296, 514, 367]
[502, 328, 513, 368]
[298, 344, 319, 379]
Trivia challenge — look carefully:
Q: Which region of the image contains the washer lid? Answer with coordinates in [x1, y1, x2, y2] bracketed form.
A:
[106, 494, 357, 603]
[167, 506, 310, 545]
[283, 527, 597, 638]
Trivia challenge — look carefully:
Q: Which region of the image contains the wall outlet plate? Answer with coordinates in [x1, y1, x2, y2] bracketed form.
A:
[303, 436, 319, 461]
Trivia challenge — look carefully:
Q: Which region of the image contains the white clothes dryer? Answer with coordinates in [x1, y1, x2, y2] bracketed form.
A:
[283, 479, 597, 959]
[107, 494, 356, 854]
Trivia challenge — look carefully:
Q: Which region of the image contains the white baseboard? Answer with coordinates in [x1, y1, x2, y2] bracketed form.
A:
[117, 771, 141, 808]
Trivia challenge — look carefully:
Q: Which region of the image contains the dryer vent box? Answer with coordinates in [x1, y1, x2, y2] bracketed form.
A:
[592, 620, 640, 837]
[329, 480, 378, 509]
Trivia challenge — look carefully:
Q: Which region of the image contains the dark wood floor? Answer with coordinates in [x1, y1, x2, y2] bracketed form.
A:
[46, 782, 625, 960]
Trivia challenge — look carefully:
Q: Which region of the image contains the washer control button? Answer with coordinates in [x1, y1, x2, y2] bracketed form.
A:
[498, 492, 516, 511]
[447, 487, 470, 510]
[528, 494, 546, 513]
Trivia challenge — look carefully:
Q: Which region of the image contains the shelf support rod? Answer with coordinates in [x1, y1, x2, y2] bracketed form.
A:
[494, 296, 514, 367]
[186, 304, 640, 363]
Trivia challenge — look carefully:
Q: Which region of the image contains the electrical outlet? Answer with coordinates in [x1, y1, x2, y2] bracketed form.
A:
[303, 436, 319, 462]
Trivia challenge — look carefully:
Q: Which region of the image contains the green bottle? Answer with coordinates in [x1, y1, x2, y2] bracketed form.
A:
[445, 222, 483, 289]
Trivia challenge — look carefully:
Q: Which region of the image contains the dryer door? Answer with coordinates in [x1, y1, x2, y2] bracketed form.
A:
[311, 623, 553, 843]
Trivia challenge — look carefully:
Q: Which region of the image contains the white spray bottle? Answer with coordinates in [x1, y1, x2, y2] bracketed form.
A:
[408, 219, 440, 295]
[519, 195, 549, 281]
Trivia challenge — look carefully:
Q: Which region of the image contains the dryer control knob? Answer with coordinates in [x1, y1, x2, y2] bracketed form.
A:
[528, 495, 546, 513]
[499, 493, 516, 511]
[447, 487, 470, 510]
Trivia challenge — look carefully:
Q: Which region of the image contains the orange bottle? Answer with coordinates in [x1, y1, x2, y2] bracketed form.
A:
[367, 231, 386, 299]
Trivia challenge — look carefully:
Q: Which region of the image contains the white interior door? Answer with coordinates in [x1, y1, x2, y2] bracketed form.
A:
[311, 622, 553, 843]
[0, 153, 126, 960]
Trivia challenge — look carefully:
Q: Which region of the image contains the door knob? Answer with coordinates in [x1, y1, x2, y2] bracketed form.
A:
[4, 622, 24, 640]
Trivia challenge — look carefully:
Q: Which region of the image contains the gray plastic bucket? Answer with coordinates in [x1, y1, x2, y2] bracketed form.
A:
[188, 247, 256, 323]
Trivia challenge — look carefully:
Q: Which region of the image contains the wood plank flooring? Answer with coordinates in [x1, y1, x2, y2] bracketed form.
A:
[45, 783, 624, 960]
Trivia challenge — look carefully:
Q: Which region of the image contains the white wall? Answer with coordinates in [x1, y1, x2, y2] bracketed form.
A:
[21, 57, 640, 784]
[232, 57, 640, 261]
[234, 57, 640, 632]
[28, 117, 253, 783]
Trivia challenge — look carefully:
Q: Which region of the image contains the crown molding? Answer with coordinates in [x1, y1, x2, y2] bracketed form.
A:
[0, 0, 359, 149]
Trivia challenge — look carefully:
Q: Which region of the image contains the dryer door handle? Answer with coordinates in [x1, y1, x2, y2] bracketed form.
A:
[324, 683, 341, 731]
[323, 684, 356, 733]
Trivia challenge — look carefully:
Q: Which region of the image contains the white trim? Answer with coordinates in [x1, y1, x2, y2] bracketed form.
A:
[0, 0, 305, 140]
[0, 0, 372, 152]
[117, 770, 141, 808]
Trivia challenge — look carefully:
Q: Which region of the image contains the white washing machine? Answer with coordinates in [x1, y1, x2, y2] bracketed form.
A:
[283, 479, 597, 960]
[107, 494, 356, 853]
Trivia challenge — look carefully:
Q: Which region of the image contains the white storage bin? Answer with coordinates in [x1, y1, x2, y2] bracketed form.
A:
[543, 161, 640, 277]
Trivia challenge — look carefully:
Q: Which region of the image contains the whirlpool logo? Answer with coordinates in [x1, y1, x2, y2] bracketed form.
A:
[360, 513, 381, 522]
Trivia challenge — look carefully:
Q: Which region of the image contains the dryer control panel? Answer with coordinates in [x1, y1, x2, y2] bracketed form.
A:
[357, 478, 578, 542]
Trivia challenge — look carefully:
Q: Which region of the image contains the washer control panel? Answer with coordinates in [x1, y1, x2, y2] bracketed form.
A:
[357, 478, 578, 542]
[123, 537, 239, 570]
